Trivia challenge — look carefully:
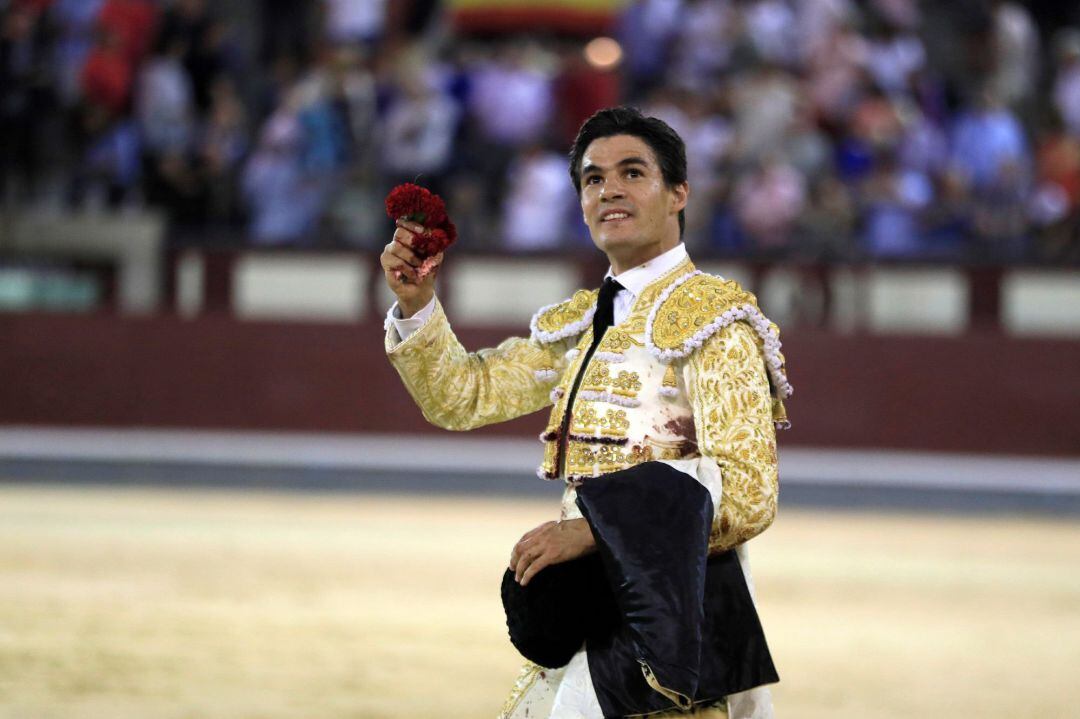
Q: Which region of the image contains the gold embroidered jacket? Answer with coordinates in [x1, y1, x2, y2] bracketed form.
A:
[385, 256, 792, 553]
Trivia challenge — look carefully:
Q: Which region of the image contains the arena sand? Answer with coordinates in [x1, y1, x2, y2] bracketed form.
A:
[1, 485, 1078, 718]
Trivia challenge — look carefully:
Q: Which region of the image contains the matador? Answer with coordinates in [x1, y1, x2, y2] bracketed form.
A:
[381, 107, 792, 719]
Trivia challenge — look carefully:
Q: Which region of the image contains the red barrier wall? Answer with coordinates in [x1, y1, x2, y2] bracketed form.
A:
[1, 313, 1077, 456]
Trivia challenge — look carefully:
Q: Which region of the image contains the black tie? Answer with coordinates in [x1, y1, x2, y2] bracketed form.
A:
[592, 277, 623, 346]
[556, 276, 625, 475]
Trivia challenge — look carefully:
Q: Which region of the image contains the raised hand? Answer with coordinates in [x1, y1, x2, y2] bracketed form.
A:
[380, 219, 443, 317]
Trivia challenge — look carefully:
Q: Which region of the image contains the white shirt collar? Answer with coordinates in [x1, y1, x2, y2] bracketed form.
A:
[606, 243, 689, 298]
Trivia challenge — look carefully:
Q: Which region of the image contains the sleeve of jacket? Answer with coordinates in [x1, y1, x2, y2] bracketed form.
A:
[684, 321, 779, 553]
[385, 298, 571, 431]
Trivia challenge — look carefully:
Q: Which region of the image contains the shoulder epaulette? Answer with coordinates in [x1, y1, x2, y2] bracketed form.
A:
[645, 270, 792, 401]
[529, 289, 598, 344]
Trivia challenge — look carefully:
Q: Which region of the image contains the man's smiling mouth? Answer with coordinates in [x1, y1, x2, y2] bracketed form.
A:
[601, 211, 632, 223]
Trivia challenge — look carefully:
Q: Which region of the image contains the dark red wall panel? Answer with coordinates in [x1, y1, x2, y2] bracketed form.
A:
[1, 314, 1077, 456]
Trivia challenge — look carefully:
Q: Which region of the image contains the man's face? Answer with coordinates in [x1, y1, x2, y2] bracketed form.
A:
[579, 134, 687, 272]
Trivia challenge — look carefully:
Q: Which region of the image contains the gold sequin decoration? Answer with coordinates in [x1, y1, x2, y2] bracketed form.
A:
[533, 289, 598, 336]
[597, 328, 642, 352]
[582, 363, 642, 397]
[565, 440, 686, 477]
[662, 364, 678, 388]
[570, 406, 630, 436]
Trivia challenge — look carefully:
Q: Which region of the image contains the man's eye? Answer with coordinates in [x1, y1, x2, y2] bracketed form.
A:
[627, 169, 642, 178]
[586, 176, 602, 184]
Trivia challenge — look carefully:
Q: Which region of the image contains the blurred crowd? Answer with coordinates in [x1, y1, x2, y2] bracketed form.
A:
[2, 0, 1080, 262]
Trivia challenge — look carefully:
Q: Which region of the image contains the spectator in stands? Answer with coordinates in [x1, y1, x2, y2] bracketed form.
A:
[242, 99, 321, 244]
[949, 86, 1029, 193]
[80, 27, 133, 118]
[0, 4, 53, 201]
[198, 75, 248, 224]
[2, 0, 1079, 266]
[667, 0, 737, 91]
[796, 174, 857, 259]
[500, 142, 576, 251]
[989, 0, 1040, 112]
[67, 106, 141, 209]
[323, 0, 387, 49]
[733, 154, 807, 254]
[863, 19, 926, 97]
[743, 0, 799, 68]
[379, 57, 460, 198]
[136, 34, 194, 157]
[50, 0, 106, 108]
[96, 0, 156, 69]
[971, 158, 1029, 259]
[729, 61, 798, 163]
[1030, 113, 1080, 260]
[859, 150, 934, 258]
[1052, 30, 1080, 138]
[616, 0, 681, 100]
[158, 0, 230, 112]
[466, 41, 556, 216]
[136, 32, 201, 225]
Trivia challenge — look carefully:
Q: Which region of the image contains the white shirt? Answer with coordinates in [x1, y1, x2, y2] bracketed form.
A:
[386, 243, 690, 341]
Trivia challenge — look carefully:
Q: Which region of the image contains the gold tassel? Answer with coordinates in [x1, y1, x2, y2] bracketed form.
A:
[662, 364, 677, 388]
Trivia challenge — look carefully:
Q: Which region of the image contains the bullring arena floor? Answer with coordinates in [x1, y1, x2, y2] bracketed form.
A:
[1, 430, 1079, 718]
[0, 483, 1075, 712]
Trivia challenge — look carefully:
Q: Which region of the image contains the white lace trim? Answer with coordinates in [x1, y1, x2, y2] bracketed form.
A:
[536, 466, 558, 480]
[644, 270, 793, 401]
[576, 389, 641, 408]
[592, 351, 626, 363]
[534, 368, 558, 382]
[530, 296, 596, 344]
[565, 348, 580, 361]
[658, 386, 679, 398]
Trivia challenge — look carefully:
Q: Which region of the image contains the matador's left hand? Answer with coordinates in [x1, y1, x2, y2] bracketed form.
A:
[509, 518, 597, 586]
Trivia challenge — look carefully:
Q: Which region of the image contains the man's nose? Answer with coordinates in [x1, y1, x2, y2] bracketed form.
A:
[600, 179, 626, 199]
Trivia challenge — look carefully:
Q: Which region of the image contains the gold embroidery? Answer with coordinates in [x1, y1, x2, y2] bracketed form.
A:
[566, 442, 649, 475]
[539, 331, 593, 438]
[597, 329, 642, 352]
[582, 363, 642, 397]
[538, 260, 695, 480]
[687, 322, 779, 553]
[571, 407, 630, 436]
[565, 440, 685, 476]
[650, 273, 755, 353]
[497, 662, 545, 719]
[534, 289, 598, 336]
[386, 300, 568, 431]
[662, 364, 678, 388]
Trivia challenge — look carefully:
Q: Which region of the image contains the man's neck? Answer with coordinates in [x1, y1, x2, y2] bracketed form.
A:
[609, 243, 679, 275]
[605, 243, 688, 298]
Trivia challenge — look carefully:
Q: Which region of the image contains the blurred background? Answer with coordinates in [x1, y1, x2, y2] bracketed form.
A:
[0, 0, 1078, 718]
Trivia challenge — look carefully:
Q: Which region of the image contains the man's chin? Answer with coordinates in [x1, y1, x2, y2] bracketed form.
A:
[594, 232, 638, 252]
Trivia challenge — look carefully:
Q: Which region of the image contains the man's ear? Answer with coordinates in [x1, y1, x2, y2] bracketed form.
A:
[670, 181, 689, 215]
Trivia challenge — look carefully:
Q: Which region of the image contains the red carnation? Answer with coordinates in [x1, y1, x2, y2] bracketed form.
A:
[385, 183, 448, 230]
[385, 182, 458, 279]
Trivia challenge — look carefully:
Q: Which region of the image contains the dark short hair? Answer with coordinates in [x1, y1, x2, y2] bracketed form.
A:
[568, 106, 688, 236]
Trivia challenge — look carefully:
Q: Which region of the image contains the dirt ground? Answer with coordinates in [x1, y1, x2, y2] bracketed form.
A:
[1, 484, 1078, 719]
